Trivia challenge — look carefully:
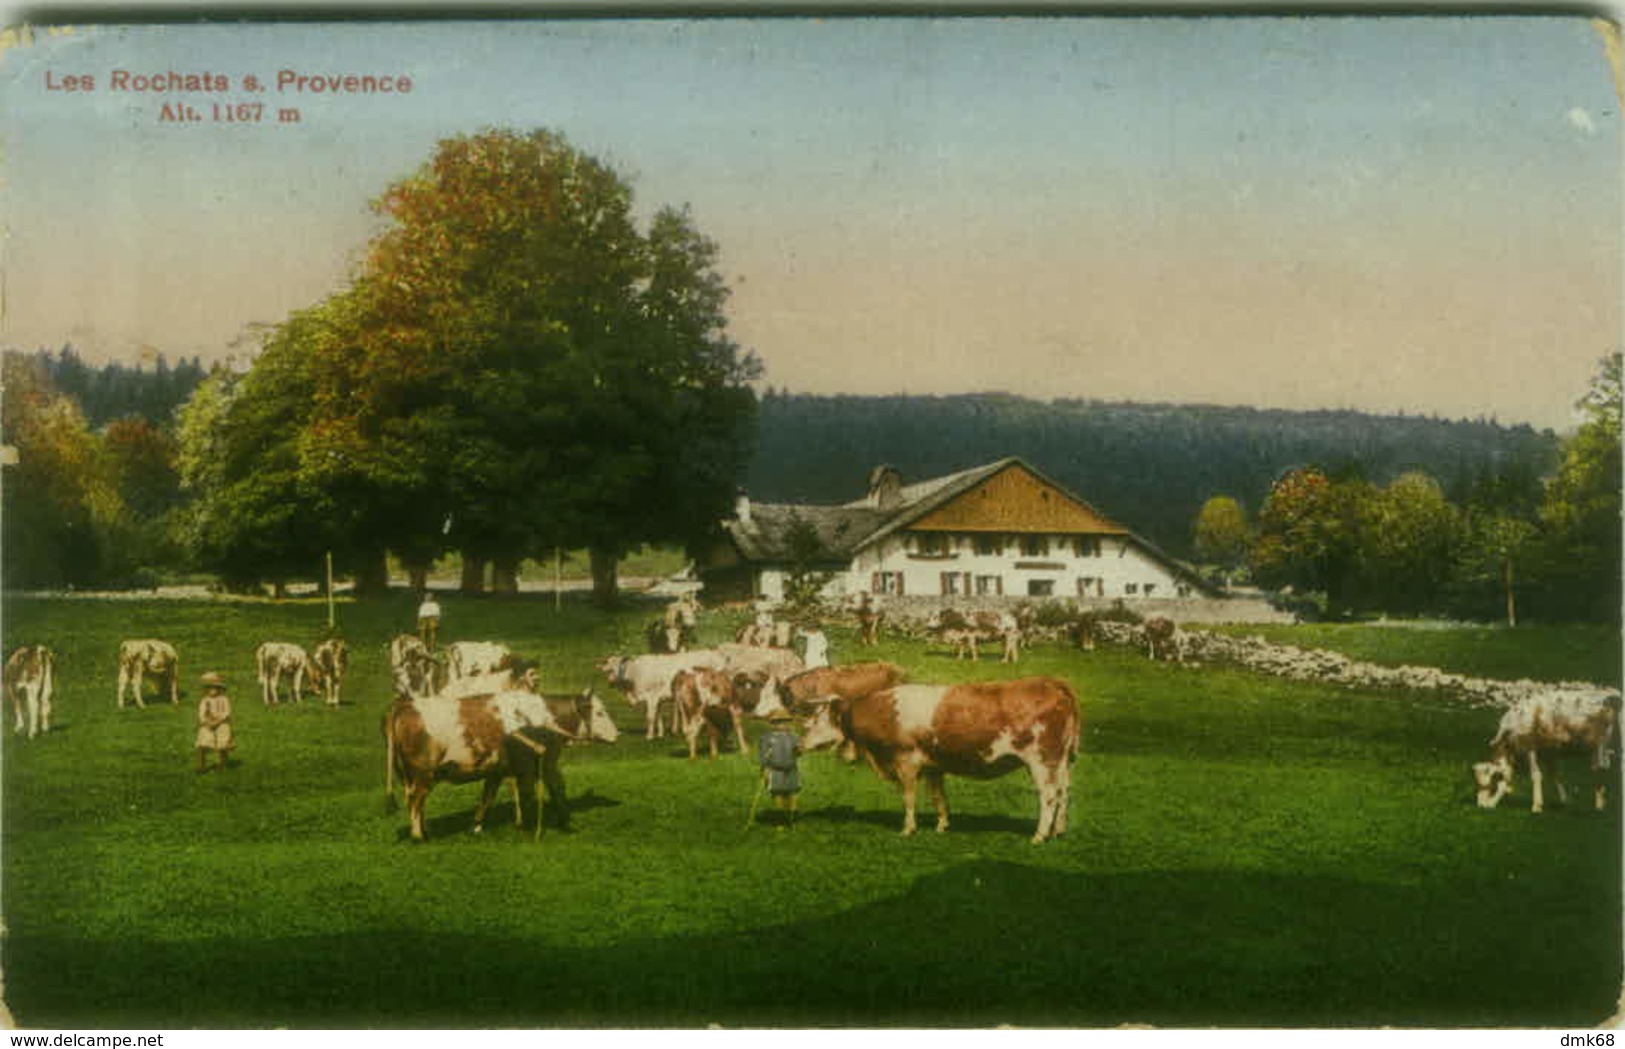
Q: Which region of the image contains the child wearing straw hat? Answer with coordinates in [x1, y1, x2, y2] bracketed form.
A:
[756, 709, 802, 828]
[195, 672, 235, 773]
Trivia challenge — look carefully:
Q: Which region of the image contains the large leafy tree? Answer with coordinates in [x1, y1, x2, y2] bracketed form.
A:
[1537, 351, 1622, 622]
[1358, 471, 1461, 615]
[1250, 467, 1372, 617]
[1, 353, 124, 587]
[299, 128, 758, 601]
[1192, 495, 1251, 586]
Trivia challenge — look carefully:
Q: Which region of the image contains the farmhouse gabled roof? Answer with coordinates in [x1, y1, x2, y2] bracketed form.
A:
[724, 457, 1115, 561]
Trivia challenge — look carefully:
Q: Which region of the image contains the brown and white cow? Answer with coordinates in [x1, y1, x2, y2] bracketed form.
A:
[5, 645, 55, 739]
[773, 661, 906, 714]
[255, 642, 318, 706]
[1143, 616, 1185, 663]
[116, 639, 180, 709]
[802, 677, 1081, 843]
[1473, 689, 1621, 813]
[926, 609, 1021, 663]
[672, 668, 789, 760]
[716, 642, 804, 682]
[505, 690, 622, 832]
[311, 638, 349, 706]
[384, 690, 568, 843]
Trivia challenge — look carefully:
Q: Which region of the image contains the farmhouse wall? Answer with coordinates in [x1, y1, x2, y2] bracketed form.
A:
[871, 592, 1293, 625]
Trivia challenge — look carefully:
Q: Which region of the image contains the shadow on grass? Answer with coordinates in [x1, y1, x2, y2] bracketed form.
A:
[10, 860, 1619, 1029]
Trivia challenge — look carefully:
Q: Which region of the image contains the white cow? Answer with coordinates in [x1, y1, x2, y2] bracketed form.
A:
[598, 649, 726, 739]
[255, 642, 317, 706]
[5, 645, 55, 739]
[716, 642, 805, 682]
[116, 639, 180, 709]
[1474, 689, 1621, 813]
[446, 641, 513, 682]
[438, 658, 540, 701]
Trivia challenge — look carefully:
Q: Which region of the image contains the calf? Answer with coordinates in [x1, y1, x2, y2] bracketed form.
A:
[255, 642, 318, 706]
[384, 691, 566, 843]
[116, 639, 180, 709]
[599, 649, 727, 738]
[1473, 690, 1621, 813]
[802, 677, 1081, 843]
[1143, 616, 1185, 663]
[311, 638, 349, 706]
[673, 668, 789, 761]
[5, 645, 55, 739]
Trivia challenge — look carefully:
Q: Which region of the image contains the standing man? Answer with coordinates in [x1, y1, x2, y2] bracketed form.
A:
[195, 672, 234, 773]
[416, 591, 442, 650]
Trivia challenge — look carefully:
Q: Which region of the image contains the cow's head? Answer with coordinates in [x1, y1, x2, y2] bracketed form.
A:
[800, 700, 848, 753]
[596, 655, 630, 687]
[574, 689, 620, 744]
[1473, 756, 1514, 809]
[754, 675, 789, 720]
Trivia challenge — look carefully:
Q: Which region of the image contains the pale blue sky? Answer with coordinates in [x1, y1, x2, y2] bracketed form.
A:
[1, 16, 1618, 430]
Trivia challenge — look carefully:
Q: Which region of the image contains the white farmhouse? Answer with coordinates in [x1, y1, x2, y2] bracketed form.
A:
[698, 457, 1216, 605]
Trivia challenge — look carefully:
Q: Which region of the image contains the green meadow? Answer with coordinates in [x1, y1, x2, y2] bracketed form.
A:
[2, 592, 1619, 1028]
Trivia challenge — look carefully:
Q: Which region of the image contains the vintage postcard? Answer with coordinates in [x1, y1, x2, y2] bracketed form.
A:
[0, 12, 1620, 1033]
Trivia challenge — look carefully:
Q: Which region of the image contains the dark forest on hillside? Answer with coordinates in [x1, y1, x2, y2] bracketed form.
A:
[747, 391, 1560, 558]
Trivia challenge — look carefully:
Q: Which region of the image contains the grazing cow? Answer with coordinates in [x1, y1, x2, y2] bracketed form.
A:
[926, 610, 1021, 663]
[801, 677, 1081, 843]
[599, 649, 727, 739]
[311, 638, 349, 706]
[1071, 612, 1099, 652]
[774, 661, 906, 714]
[5, 645, 55, 739]
[384, 691, 566, 843]
[255, 642, 318, 706]
[1143, 616, 1185, 663]
[1473, 690, 1621, 813]
[446, 641, 513, 682]
[116, 639, 180, 709]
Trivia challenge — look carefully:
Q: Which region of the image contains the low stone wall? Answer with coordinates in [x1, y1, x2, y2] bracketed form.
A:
[1091, 620, 1619, 711]
[873, 593, 1294, 626]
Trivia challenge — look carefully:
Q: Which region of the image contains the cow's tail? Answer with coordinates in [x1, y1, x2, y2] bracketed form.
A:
[1056, 677, 1083, 764]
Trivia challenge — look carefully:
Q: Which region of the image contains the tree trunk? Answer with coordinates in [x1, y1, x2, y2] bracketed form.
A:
[272, 580, 288, 600]
[492, 556, 520, 595]
[1504, 556, 1518, 628]
[407, 565, 429, 593]
[589, 547, 620, 608]
[460, 554, 487, 595]
[353, 549, 390, 598]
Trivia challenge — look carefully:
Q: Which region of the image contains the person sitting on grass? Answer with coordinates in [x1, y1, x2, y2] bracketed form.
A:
[195, 671, 234, 774]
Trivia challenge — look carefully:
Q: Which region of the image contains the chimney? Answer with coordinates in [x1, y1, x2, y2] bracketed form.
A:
[866, 465, 902, 511]
[734, 488, 752, 525]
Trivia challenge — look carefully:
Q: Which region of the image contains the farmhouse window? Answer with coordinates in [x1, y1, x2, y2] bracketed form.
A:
[941, 571, 972, 596]
[974, 574, 1003, 596]
[1027, 579, 1055, 597]
[975, 534, 1003, 556]
[1144, 583, 1157, 596]
[1125, 583, 1139, 595]
[1078, 576, 1102, 597]
[1073, 536, 1101, 558]
[911, 533, 951, 558]
[872, 571, 905, 596]
[1019, 535, 1048, 557]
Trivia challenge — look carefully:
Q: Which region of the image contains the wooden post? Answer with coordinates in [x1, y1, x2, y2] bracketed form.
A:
[554, 548, 563, 612]
[326, 551, 335, 631]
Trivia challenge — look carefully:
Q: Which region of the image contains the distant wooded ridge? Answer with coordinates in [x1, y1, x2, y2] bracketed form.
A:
[746, 391, 1559, 559]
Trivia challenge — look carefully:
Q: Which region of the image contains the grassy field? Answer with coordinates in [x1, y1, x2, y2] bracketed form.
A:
[2, 592, 1620, 1029]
